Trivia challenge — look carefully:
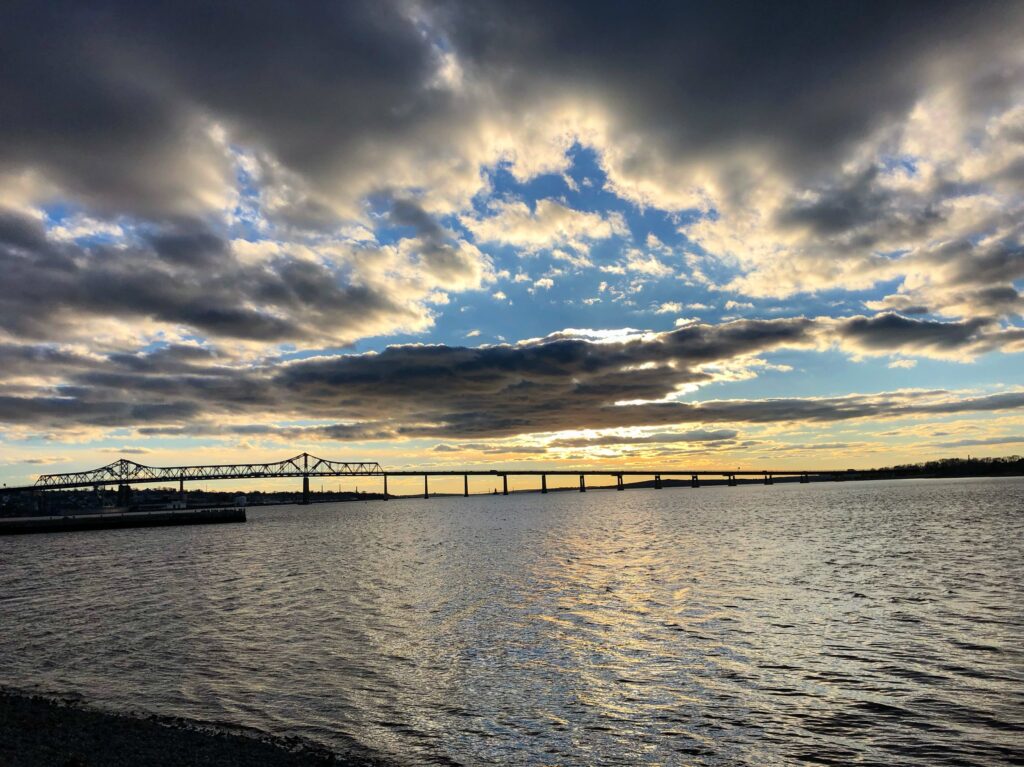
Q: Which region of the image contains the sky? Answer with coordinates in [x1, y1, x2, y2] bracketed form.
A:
[1, 1, 1023, 491]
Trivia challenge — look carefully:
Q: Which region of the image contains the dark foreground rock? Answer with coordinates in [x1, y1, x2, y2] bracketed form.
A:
[0, 688, 394, 767]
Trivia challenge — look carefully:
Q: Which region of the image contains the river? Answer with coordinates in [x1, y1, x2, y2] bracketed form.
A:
[1, 477, 1022, 765]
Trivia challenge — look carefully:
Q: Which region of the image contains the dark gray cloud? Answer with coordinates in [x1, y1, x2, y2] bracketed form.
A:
[915, 231, 1024, 297]
[441, 0, 1019, 179]
[0, 210, 419, 344]
[1, 1, 1019, 219]
[0, 0, 437, 218]
[933, 435, 1024, 449]
[549, 429, 738, 449]
[773, 166, 946, 251]
[834, 314, 995, 354]
[0, 343, 100, 378]
[0, 394, 202, 428]
[267, 319, 816, 436]
[386, 198, 493, 286]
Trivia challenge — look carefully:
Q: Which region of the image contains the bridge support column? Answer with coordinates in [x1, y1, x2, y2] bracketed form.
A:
[179, 478, 185, 500]
[654, 474, 662, 489]
[502, 475, 508, 496]
[764, 473, 773, 485]
[383, 474, 389, 500]
[117, 484, 130, 506]
[302, 453, 311, 504]
[579, 474, 586, 492]
[800, 473, 809, 484]
[464, 474, 469, 497]
[541, 474, 547, 494]
[424, 474, 429, 499]
[616, 474, 624, 491]
[728, 474, 737, 486]
[691, 474, 699, 488]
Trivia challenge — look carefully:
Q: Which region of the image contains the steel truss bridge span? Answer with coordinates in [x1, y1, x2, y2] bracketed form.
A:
[29, 453, 383, 491]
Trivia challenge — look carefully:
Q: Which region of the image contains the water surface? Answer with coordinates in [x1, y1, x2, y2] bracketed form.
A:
[2, 477, 1022, 765]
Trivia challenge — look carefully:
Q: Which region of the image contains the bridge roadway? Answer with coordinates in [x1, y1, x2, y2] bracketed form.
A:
[6, 453, 831, 505]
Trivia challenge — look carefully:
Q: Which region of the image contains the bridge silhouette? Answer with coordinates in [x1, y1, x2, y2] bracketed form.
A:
[8, 453, 826, 505]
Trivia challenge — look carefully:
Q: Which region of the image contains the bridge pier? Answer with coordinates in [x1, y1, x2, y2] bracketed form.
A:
[117, 483, 131, 506]
[764, 473, 773, 485]
[800, 473, 810, 484]
[424, 474, 429, 499]
[502, 475, 508, 495]
[616, 474, 624, 491]
[464, 474, 469, 497]
[579, 474, 586, 492]
[727, 474, 737, 486]
[302, 453, 310, 504]
[383, 474, 389, 500]
[654, 474, 662, 489]
[541, 474, 547, 494]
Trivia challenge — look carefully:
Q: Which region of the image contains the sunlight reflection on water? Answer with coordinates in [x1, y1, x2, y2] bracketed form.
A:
[1, 477, 1022, 765]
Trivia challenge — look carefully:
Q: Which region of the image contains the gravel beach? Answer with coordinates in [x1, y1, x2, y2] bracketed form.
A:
[0, 688, 394, 767]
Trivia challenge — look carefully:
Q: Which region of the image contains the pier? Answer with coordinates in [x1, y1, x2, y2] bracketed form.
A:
[0, 507, 246, 535]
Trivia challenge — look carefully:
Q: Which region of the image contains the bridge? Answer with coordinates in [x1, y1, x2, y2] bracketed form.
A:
[6, 453, 829, 506]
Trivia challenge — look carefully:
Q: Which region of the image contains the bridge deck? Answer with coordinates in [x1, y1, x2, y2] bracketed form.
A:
[4, 451, 834, 493]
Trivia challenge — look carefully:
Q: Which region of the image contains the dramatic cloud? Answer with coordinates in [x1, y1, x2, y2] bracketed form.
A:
[549, 430, 739, 449]
[0, 207, 494, 347]
[2, 322, 1023, 446]
[830, 314, 1024, 360]
[1, 1, 1022, 472]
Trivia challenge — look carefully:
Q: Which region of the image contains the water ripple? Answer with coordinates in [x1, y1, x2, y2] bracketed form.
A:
[1, 477, 1022, 765]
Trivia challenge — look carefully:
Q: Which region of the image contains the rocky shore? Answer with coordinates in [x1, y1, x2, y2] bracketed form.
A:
[0, 688, 394, 767]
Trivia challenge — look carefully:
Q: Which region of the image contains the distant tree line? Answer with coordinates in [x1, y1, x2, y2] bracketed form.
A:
[860, 455, 1024, 478]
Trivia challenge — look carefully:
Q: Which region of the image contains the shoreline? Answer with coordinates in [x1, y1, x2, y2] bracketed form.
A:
[0, 687, 396, 767]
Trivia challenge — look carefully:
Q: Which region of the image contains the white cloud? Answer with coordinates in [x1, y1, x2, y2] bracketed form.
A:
[653, 301, 683, 314]
[47, 215, 125, 242]
[462, 198, 627, 256]
[623, 249, 673, 277]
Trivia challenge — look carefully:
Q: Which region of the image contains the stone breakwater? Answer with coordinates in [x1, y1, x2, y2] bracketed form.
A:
[0, 688, 394, 767]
